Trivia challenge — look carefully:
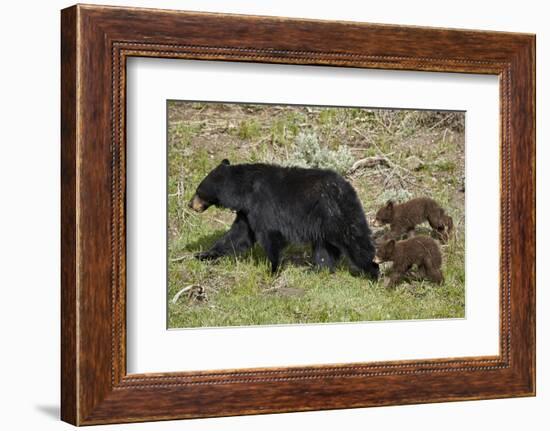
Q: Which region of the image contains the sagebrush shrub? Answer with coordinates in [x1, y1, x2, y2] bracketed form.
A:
[283, 132, 354, 174]
[377, 188, 413, 205]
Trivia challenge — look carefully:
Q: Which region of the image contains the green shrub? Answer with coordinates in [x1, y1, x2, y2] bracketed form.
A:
[377, 189, 413, 205]
[283, 132, 354, 174]
[237, 119, 261, 140]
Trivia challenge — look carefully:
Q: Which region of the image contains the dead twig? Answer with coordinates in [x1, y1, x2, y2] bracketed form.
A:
[172, 284, 208, 303]
[349, 156, 390, 172]
[172, 284, 195, 303]
[427, 114, 450, 132]
[168, 181, 182, 198]
[170, 254, 194, 263]
[353, 127, 430, 193]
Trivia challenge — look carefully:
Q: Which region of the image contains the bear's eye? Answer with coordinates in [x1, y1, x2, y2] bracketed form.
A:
[196, 184, 215, 203]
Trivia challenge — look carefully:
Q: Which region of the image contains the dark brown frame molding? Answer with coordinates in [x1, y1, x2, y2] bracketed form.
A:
[61, 4, 535, 425]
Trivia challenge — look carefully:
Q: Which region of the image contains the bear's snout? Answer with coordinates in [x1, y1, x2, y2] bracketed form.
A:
[372, 219, 384, 227]
[188, 194, 208, 213]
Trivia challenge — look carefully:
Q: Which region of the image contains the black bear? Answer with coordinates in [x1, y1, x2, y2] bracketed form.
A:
[374, 236, 444, 288]
[188, 159, 379, 279]
[373, 197, 454, 243]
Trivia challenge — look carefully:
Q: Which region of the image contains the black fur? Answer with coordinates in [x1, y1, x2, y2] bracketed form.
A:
[190, 160, 379, 279]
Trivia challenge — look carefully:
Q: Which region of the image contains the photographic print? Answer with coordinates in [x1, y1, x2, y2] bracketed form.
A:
[167, 101, 465, 329]
[61, 6, 536, 423]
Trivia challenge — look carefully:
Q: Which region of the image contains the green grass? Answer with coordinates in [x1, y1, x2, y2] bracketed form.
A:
[236, 119, 262, 140]
[167, 101, 466, 328]
[169, 257, 464, 328]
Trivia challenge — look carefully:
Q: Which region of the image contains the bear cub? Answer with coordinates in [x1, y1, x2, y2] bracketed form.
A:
[188, 159, 379, 279]
[374, 236, 444, 288]
[373, 197, 453, 243]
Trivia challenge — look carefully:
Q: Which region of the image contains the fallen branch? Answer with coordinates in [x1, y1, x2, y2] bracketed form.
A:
[352, 127, 429, 193]
[170, 254, 194, 263]
[350, 156, 390, 172]
[172, 284, 196, 304]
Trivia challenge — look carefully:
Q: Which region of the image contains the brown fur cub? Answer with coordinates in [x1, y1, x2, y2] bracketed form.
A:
[373, 197, 453, 242]
[374, 236, 444, 288]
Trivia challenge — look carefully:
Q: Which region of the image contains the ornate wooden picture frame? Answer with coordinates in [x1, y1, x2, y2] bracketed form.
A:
[61, 4, 535, 425]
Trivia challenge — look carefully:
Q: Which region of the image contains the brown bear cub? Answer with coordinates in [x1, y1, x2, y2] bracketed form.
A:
[373, 197, 453, 243]
[374, 236, 444, 288]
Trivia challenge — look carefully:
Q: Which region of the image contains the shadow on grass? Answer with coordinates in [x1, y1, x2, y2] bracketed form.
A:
[182, 230, 318, 271]
[185, 234, 380, 277]
[182, 230, 226, 253]
[181, 228, 400, 277]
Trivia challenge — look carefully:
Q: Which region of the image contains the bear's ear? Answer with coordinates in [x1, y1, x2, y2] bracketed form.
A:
[385, 200, 394, 209]
[221, 159, 230, 166]
[386, 239, 396, 253]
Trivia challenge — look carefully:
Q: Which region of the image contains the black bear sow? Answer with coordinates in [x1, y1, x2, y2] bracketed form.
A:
[188, 159, 379, 279]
